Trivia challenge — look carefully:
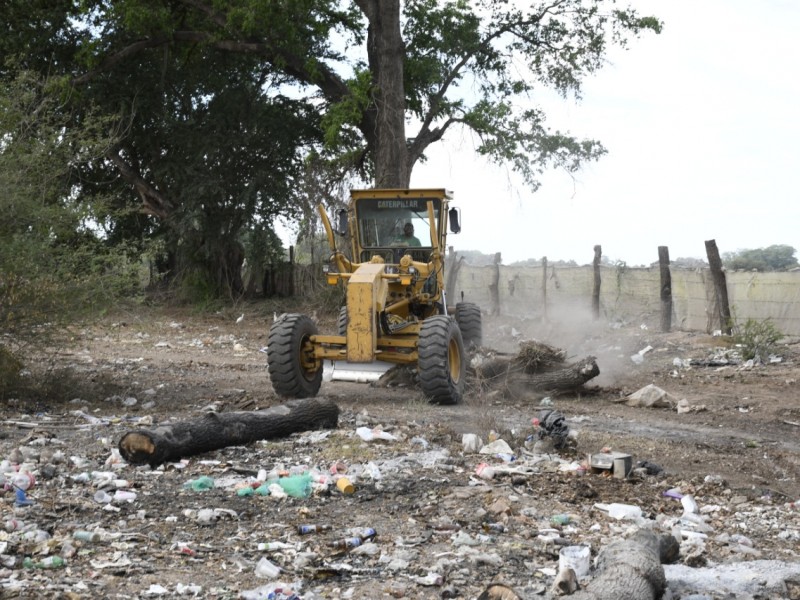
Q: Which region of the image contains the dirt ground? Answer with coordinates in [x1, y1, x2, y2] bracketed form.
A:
[2, 302, 800, 599]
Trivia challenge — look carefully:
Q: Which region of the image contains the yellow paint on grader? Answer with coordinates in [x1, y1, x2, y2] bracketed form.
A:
[267, 189, 482, 404]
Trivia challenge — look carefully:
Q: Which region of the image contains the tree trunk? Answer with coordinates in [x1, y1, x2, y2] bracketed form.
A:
[569, 529, 678, 600]
[216, 238, 245, 297]
[357, 0, 409, 187]
[476, 356, 600, 394]
[118, 398, 340, 467]
[705, 239, 732, 334]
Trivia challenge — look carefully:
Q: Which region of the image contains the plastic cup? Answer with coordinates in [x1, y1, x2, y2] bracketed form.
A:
[559, 545, 590, 579]
[336, 477, 355, 494]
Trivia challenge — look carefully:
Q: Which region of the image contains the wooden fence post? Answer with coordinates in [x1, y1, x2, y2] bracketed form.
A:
[658, 246, 672, 332]
[541, 256, 548, 321]
[592, 245, 602, 320]
[489, 252, 501, 316]
[288, 245, 295, 297]
[704, 239, 732, 334]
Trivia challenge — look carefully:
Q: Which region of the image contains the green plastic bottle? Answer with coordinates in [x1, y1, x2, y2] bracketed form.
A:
[23, 556, 65, 569]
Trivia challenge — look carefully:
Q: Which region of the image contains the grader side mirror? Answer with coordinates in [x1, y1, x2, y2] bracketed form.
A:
[336, 209, 348, 236]
[448, 207, 461, 233]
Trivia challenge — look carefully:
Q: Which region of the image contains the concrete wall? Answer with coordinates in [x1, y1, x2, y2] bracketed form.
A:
[450, 261, 800, 336]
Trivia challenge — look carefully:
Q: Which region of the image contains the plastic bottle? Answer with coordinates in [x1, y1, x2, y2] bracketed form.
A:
[112, 489, 137, 503]
[94, 490, 113, 504]
[359, 528, 377, 541]
[73, 530, 102, 543]
[257, 541, 292, 551]
[297, 524, 330, 535]
[605, 503, 642, 520]
[550, 514, 571, 526]
[23, 556, 65, 569]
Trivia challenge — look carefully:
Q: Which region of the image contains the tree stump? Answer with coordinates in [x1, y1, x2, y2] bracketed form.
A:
[118, 398, 339, 467]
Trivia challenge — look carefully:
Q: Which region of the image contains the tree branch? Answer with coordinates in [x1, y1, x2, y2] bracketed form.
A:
[106, 149, 175, 219]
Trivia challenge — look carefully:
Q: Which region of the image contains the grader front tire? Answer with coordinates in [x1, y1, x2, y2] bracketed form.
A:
[418, 316, 466, 405]
[267, 314, 322, 398]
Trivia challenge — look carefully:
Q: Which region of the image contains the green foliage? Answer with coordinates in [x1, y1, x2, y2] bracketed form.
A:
[723, 245, 798, 272]
[1, 0, 663, 304]
[732, 318, 783, 362]
[0, 69, 144, 394]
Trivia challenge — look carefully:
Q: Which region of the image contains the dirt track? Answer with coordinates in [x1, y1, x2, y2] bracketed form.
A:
[2, 304, 800, 598]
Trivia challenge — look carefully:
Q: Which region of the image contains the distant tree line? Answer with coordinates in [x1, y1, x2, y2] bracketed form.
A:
[454, 245, 799, 272]
[723, 245, 798, 272]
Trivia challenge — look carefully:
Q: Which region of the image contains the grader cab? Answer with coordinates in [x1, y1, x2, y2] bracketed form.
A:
[267, 189, 482, 404]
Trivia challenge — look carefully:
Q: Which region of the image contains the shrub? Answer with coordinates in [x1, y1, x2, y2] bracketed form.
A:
[732, 318, 783, 363]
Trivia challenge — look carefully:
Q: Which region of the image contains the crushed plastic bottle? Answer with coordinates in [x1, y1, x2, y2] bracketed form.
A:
[183, 476, 215, 491]
[73, 530, 103, 543]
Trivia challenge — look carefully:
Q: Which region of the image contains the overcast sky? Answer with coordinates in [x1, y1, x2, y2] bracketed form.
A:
[410, 0, 800, 266]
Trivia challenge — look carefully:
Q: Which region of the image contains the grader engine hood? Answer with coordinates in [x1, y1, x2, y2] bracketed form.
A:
[345, 262, 389, 362]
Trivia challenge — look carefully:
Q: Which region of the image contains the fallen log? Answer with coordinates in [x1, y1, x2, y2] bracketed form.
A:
[476, 355, 599, 394]
[567, 529, 679, 600]
[118, 398, 339, 467]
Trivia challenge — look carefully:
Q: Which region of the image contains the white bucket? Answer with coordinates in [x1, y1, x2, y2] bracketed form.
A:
[559, 545, 590, 579]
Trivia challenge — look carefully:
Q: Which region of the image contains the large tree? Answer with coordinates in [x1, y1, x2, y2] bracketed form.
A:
[70, 1, 661, 188]
[2, 1, 660, 294]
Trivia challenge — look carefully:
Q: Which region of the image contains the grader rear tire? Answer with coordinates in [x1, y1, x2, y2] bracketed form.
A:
[455, 302, 482, 349]
[418, 316, 466, 405]
[267, 314, 322, 398]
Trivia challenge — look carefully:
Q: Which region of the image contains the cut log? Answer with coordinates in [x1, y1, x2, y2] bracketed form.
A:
[118, 398, 339, 467]
[476, 355, 599, 394]
[568, 529, 679, 600]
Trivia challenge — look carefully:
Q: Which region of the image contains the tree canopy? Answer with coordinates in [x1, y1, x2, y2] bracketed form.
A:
[724, 245, 798, 272]
[1, 0, 662, 297]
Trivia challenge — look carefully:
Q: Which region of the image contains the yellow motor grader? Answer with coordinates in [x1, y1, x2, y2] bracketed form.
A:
[267, 188, 482, 404]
